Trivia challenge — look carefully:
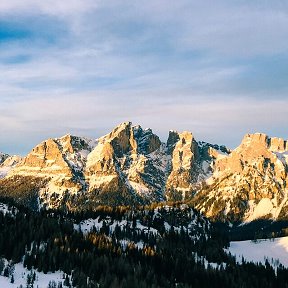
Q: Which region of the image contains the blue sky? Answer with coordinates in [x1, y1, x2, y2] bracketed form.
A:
[0, 0, 287, 155]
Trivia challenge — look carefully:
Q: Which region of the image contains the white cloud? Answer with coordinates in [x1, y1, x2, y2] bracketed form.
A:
[0, 1, 287, 154]
[0, 0, 99, 16]
[0, 91, 287, 154]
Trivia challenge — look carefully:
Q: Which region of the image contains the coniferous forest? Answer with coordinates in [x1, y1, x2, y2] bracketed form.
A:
[0, 197, 288, 288]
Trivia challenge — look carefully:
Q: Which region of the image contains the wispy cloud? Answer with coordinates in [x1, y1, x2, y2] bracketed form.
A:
[1, 91, 287, 155]
[0, 1, 287, 154]
[0, 0, 99, 16]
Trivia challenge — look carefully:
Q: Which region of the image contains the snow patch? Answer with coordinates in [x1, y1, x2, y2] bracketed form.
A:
[274, 151, 288, 166]
[0, 166, 12, 179]
[0, 260, 66, 288]
[0, 155, 22, 179]
[129, 181, 150, 195]
[245, 198, 274, 222]
[229, 236, 288, 267]
[87, 175, 116, 189]
[0, 203, 18, 216]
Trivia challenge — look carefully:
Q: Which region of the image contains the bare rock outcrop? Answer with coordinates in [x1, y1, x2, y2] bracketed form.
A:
[193, 133, 288, 222]
[85, 122, 164, 202]
[0, 152, 9, 165]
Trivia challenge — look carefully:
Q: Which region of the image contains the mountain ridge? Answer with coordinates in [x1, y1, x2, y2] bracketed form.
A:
[0, 122, 287, 223]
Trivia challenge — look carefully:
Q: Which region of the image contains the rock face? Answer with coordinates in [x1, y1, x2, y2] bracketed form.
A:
[192, 133, 288, 222]
[0, 153, 9, 165]
[85, 122, 165, 204]
[5, 135, 96, 208]
[0, 122, 219, 209]
[0, 123, 287, 223]
[165, 130, 230, 201]
[13, 134, 94, 178]
[0, 155, 22, 179]
[166, 131, 203, 199]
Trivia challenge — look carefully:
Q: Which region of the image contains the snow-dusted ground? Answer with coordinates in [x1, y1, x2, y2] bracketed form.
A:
[0, 203, 12, 215]
[0, 166, 11, 179]
[229, 236, 288, 267]
[0, 261, 66, 288]
[75, 217, 160, 236]
[0, 203, 18, 216]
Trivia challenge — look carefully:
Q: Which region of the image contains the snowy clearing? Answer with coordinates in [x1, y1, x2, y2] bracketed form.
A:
[229, 236, 288, 267]
[0, 260, 66, 288]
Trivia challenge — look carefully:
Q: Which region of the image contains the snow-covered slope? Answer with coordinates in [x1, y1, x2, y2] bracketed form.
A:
[0, 259, 67, 288]
[229, 236, 288, 267]
[74, 203, 211, 251]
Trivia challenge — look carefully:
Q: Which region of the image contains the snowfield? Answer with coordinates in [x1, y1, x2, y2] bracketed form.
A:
[229, 236, 288, 267]
[0, 261, 65, 287]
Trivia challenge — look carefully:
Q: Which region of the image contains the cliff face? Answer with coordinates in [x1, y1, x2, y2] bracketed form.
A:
[165, 130, 230, 202]
[85, 122, 165, 204]
[0, 153, 9, 165]
[0, 123, 287, 222]
[0, 123, 166, 208]
[0, 154, 22, 179]
[12, 134, 94, 177]
[5, 135, 96, 208]
[192, 133, 288, 222]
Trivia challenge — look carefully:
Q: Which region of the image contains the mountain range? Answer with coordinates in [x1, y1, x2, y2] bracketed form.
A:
[0, 121, 287, 223]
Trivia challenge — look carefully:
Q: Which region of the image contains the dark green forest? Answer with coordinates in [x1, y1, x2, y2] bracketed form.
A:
[0, 197, 288, 288]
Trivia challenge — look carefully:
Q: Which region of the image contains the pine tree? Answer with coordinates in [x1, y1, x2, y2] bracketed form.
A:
[0, 258, 4, 274]
[63, 274, 70, 287]
[47, 281, 57, 288]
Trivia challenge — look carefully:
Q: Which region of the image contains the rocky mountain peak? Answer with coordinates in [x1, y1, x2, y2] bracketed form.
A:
[213, 133, 288, 176]
[1, 124, 288, 223]
[166, 131, 202, 200]
[238, 133, 271, 156]
[7, 134, 95, 181]
[55, 134, 93, 154]
[100, 122, 162, 157]
[270, 137, 287, 152]
[85, 122, 164, 202]
[0, 152, 9, 165]
[103, 121, 135, 157]
[193, 132, 288, 222]
[170, 131, 197, 171]
[132, 125, 161, 154]
[0, 152, 22, 179]
[166, 130, 180, 154]
[112, 121, 132, 133]
[241, 133, 268, 145]
[240, 133, 287, 152]
[1, 155, 22, 166]
[13, 138, 72, 177]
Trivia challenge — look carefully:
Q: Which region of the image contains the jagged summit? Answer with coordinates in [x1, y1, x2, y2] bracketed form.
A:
[85, 122, 163, 204]
[10, 134, 95, 177]
[0, 152, 9, 165]
[96, 122, 161, 156]
[0, 124, 287, 222]
[0, 153, 22, 179]
[193, 132, 288, 222]
[240, 133, 288, 152]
